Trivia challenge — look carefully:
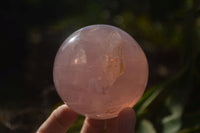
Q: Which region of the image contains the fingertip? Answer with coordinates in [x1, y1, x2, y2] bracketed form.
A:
[53, 104, 78, 125]
[119, 107, 136, 120]
[37, 104, 78, 133]
[118, 107, 136, 133]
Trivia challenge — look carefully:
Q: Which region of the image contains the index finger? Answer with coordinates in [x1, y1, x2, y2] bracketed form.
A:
[37, 104, 78, 133]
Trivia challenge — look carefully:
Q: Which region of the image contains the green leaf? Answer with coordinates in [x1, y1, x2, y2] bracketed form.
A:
[137, 119, 157, 133]
[134, 86, 164, 115]
[162, 96, 183, 133]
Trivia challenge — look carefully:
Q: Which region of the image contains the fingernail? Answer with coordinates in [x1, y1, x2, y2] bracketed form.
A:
[118, 108, 136, 133]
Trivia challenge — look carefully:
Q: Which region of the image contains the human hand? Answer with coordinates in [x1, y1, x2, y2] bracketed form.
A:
[37, 104, 136, 133]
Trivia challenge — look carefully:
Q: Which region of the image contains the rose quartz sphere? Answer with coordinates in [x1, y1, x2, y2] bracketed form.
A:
[53, 25, 148, 119]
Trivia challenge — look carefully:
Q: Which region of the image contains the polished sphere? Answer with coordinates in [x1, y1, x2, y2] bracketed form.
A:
[53, 25, 148, 119]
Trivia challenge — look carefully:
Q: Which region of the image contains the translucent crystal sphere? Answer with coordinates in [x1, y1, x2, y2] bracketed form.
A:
[53, 25, 148, 119]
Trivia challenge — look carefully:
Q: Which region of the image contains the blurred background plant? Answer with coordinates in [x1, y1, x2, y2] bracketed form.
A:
[0, 0, 200, 133]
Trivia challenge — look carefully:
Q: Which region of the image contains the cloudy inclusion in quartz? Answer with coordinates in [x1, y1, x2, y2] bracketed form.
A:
[53, 25, 148, 119]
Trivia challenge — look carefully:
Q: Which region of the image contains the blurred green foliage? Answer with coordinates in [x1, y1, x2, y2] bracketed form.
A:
[0, 0, 200, 133]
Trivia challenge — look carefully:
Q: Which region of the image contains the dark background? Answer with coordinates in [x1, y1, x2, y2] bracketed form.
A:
[0, 0, 200, 133]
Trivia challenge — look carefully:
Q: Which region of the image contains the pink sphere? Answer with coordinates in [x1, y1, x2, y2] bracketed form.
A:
[53, 25, 148, 119]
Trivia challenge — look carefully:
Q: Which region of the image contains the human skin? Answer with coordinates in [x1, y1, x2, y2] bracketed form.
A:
[37, 104, 136, 133]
